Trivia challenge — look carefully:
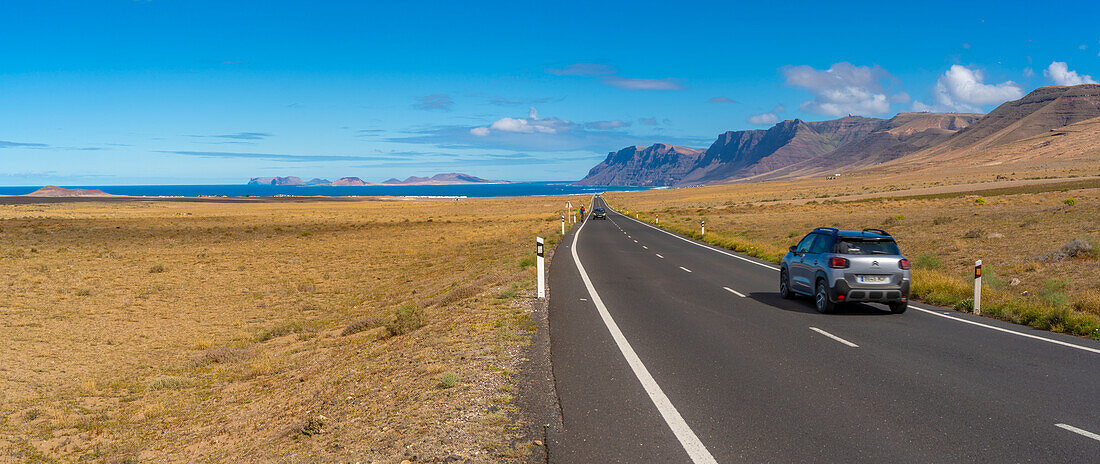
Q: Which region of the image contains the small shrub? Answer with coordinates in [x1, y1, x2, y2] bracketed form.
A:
[1040, 279, 1070, 308]
[1061, 238, 1092, 258]
[149, 375, 191, 391]
[963, 228, 984, 239]
[386, 303, 425, 337]
[23, 409, 42, 422]
[299, 415, 325, 436]
[518, 255, 536, 269]
[256, 320, 320, 342]
[933, 216, 954, 225]
[75, 288, 92, 297]
[497, 283, 520, 299]
[296, 281, 316, 293]
[149, 264, 166, 274]
[974, 197, 987, 205]
[437, 372, 460, 389]
[1063, 198, 1076, 206]
[189, 347, 250, 367]
[913, 253, 942, 270]
[340, 317, 384, 336]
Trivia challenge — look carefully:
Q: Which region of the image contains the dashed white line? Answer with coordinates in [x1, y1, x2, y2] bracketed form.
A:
[1055, 423, 1100, 442]
[606, 205, 1100, 356]
[633, 240, 638, 243]
[679, 266, 692, 273]
[570, 211, 718, 464]
[723, 287, 746, 297]
[642, 245, 649, 250]
[809, 327, 859, 348]
[656, 254, 664, 259]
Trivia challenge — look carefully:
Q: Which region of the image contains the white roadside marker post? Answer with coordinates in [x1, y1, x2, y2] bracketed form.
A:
[701, 220, 705, 238]
[561, 215, 565, 235]
[656, 214, 659, 225]
[567, 201, 572, 224]
[536, 237, 546, 299]
[974, 259, 982, 315]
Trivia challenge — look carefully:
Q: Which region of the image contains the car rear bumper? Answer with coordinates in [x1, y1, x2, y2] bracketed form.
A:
[831, 279, 909, 303]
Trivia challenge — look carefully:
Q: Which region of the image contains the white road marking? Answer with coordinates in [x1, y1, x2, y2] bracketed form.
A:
[723, 287, 746, 297]
[570, 213, 719, 464]
[605, 206, 1100, 356]
[1055, 423, 1100, 442]
[809, 327, 859, 348]
[909, 305, 1100, 355]
[617, 211, 779, 271]
[679, 266, 693, 273]
[633, 240, 638, 243]
[656, 254, 664, 259]
[643, 246, 649, 250]
[580, 298, 588, 301]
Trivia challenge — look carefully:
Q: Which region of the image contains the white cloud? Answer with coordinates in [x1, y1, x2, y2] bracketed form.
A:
[747, 104, 785, 126]
[912, 65, 1024, 112]
[584, 120, 629, 130]
[1043, 61, 1097, 86]
[747, 112, 779, 125]
[782, 62, 900, 116]
[469, 127, 490, 136]
[601, 76, 685, 90]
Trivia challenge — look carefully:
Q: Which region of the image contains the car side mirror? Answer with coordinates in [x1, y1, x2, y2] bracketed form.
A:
[789, 245, 797, 253]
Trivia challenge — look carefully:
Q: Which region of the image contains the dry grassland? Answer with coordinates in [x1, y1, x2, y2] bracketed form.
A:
[606, 175, 1100, 339]
[0, 196, 572, 463]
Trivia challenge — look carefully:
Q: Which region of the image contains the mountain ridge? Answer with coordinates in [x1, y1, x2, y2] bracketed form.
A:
[576, 84, 1100, 186]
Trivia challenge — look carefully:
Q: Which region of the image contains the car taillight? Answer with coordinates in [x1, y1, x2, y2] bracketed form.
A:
[828, 257, 849, 269]
[899, 258, 910, 270]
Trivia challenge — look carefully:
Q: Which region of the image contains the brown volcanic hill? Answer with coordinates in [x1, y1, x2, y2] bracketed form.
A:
[575, 144, 703, 186]
[759, 112, 982, 179]
[920, 84, 1100, 159]
[24, 186, 115, 197]
[578, 116, 884, 186]
[324, 177, 369, 186]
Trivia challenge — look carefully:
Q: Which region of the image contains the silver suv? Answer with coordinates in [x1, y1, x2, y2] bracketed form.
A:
[779, 227, 911, 314]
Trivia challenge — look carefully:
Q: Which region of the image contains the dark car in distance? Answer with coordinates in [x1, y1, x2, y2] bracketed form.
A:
[591, 207, 607, 219]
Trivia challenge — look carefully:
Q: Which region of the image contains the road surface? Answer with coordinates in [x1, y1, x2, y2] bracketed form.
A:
[546, 196, 1100, 463]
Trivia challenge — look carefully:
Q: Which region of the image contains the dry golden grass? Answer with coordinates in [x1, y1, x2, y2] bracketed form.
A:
[607, 172, 1100, 339]
[0, 195, 578, 462]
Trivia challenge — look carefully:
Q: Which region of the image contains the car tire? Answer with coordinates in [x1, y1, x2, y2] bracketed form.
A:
[779, 269, 793, 299]
[889, 301, 908, 314]
[815, 280, 835, 314]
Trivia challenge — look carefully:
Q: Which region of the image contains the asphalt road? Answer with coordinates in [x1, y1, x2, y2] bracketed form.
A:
[546, 195, 1100, 463]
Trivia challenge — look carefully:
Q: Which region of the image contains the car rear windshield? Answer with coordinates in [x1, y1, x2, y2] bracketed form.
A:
[835, 238, 900, 255]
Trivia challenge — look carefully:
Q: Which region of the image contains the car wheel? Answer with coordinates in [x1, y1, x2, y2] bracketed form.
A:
[779, 269, 792, 299]
[815, 280, 835, 314]
[889, 300, 908, 314]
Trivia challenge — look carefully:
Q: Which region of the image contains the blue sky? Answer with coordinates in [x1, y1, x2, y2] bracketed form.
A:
[1, 0, 1098, 185]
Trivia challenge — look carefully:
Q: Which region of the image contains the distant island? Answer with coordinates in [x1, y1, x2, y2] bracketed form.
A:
[22, 186, 117, 197]
[247, 173, 508, 187]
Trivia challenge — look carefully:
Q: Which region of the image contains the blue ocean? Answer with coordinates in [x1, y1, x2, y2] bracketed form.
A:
[0, 182, 654, 198]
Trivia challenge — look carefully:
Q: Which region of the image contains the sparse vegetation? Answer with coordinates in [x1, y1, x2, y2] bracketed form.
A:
[605, 176, 1100, 340]
[0, 195, 563, 462]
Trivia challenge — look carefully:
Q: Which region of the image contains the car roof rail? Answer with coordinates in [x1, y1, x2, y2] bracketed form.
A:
[812, 227, 839, 235]
[862, 228, 891, 236]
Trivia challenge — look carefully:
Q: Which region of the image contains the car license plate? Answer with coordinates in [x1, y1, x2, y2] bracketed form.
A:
[858, 275, 889, 283]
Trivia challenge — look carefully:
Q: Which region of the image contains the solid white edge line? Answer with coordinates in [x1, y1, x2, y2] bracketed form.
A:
[679, 266, 693, 273]
[617, 210, 779, 271]
[723, 287, 746, 298]
[1055, 423, 1100, 442]
[809, 327, 859, 348]
[607, 207, 1100, 356]
[908, 305, 1100, 355]
[571, 203, 719, 464]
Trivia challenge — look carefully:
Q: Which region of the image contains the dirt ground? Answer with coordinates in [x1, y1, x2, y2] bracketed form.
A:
[0, 196, 578, 463]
